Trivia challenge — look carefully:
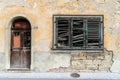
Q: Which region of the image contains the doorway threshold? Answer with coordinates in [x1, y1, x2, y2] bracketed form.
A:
[7, 68, 30, 72]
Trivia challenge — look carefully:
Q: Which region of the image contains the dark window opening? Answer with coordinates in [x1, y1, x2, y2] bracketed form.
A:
[12, 18, 31, 30]
[23, 32, 31, 47]
[53, 15, 104, 50]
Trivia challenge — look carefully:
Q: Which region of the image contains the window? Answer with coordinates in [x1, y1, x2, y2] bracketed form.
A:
[53, 15, 104, 50]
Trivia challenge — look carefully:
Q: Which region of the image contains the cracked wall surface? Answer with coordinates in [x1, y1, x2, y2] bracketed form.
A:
[49, 49, 113, 72]
[0, 0, 119, 72]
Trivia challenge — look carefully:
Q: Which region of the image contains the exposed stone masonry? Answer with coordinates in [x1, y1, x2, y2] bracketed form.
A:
[49, 49, 113, 72]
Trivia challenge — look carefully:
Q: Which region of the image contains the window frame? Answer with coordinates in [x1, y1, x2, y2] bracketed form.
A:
[52, 15, 104, 51]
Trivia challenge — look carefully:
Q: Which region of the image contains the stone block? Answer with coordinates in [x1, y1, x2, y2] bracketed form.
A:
[96, 56, 105, 60]
[71, 60, 83, 66]
[99, 63, 110, 71]
[79, 53, 86, 56]
[105, 54, 112, 60]
[101, 60, 113, 66]
[71, 60, 85, 70]
[99, 66, 110, 71]
[83, 60, 92, 64]
[87, 64, 98, 70]
[72, 64, 86, 70]
[86, 55, 95, 60]
[93, 60, 102, 64]
[73, 56, 86, 60]
[72, 53, 86, 60]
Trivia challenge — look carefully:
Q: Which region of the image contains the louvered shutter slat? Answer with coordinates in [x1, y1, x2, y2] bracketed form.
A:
[72, 20, 84, 47]
[57, 19, 70, 47]
[87, 22, 100, 47]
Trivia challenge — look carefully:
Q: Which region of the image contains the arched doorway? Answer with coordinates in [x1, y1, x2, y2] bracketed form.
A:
[10, 18, 31, 68]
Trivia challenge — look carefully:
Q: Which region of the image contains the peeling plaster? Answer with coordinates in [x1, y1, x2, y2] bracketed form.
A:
[34, 52, 70, 72]
[33, 2, 37, 8]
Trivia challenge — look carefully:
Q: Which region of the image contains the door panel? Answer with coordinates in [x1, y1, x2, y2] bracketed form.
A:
[11, 50, 21, 68]
[21, 50, 31, 68]
[11, 30, 31, 69]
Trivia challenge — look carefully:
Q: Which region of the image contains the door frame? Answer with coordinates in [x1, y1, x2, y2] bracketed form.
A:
[5, 15, 34, 70]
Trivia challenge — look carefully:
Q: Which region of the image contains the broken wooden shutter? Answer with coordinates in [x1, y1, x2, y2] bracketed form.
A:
[53, 15, 103, 50]
[56, 18, 70, 48]
[72, 18, 85, 48]
[87, 18, 102, 49]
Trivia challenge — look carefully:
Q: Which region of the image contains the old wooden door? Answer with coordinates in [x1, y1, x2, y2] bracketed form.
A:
[10, 19, 31, 68]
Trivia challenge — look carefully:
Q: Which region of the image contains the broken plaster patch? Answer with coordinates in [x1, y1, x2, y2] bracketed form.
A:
[33, 2, 37, 8]
[34, 52, 70, 72]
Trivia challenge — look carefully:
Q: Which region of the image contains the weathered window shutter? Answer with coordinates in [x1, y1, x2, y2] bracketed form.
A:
[87, 18, 102, 49]
[56, 18, 70, 48]
[72, 19, 84, 48]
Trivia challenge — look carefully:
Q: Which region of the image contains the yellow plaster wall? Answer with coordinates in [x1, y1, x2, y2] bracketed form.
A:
[0, 0, 119, 53]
